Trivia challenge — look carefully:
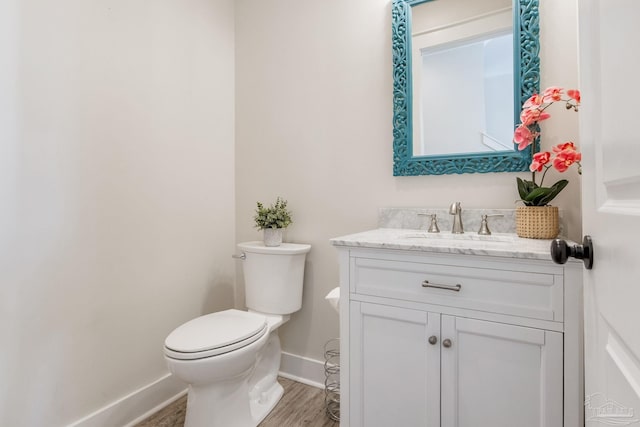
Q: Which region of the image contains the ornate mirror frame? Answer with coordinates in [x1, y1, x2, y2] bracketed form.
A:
[392, 0, 540, 176]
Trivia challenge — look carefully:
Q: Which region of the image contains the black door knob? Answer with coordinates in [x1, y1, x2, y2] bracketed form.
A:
[550, 236, 594, 270]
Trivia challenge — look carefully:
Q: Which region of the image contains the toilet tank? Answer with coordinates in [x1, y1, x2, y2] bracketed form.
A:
[238, 241, 311, 315]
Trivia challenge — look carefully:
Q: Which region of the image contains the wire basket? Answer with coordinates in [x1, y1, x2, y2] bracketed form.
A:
[324, 338, 340, 422]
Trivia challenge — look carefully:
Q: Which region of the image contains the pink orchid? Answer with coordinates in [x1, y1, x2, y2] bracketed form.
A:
[520, 108, 551, 126]
[513, 86, 583, 207]
[523, 94, 544, 109]
[567, 89, 581, 103]
[514, 125, 535, 150]
[553, 148, 582, 172]
[543, 86, 563, 102]
[553, 141, 578, 153]
[530, 151, 551, 172]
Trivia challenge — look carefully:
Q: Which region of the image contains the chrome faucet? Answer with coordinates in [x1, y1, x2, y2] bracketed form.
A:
[449, 202, 464, 234]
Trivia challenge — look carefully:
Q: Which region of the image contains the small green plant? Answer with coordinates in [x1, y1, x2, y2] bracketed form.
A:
[254, 197, 293, 230]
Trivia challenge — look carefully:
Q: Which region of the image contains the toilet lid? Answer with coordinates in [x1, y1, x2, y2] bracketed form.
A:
[164, 309, 267, 360]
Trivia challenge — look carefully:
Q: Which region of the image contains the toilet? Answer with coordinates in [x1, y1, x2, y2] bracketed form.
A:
[163, 241, 311, 427]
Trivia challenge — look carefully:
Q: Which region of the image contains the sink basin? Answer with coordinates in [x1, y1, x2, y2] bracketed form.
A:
[398, 232, 516, 243]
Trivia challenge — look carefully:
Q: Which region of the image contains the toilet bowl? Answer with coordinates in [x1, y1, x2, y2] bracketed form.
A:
[164, 241, 311, 427]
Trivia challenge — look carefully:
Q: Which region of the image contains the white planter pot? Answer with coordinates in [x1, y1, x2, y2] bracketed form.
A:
[263, 228, 284, 247]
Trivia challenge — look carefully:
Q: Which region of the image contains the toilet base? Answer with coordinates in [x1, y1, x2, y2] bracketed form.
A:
[249, 377, 284, 424]
[175, 325, 286, 427]
[184, 372, 254, 427]
[248, 328, 285, 424]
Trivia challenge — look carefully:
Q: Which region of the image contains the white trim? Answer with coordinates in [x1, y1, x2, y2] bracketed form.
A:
[412, 6, 512, 37]
[481, 132, 512, 151]
[606, 332, 640, 399]
[67, 373, 187, 427]
[279, 351, 326, 389]
[68, 353, 328, 427]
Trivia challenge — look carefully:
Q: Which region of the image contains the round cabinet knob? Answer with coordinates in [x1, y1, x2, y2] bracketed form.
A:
[442, 339, 452, 348]
[428, 336, 438, 345]
[550, 235, 594, 270]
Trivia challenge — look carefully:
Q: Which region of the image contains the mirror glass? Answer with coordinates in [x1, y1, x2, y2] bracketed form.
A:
[392, 0, 540, 175]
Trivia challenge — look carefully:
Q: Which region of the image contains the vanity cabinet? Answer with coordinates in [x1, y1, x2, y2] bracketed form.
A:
[334, 244, 583, 427]
[351, 302, 562, 427]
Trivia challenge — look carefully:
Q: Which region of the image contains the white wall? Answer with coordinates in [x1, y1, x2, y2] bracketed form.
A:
[235, 0, 580, 363]
[538, 0, 582, 238]
[0, 0, 235, 425]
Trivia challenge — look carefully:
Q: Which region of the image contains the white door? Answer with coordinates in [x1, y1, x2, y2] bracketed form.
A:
[578, 1, 640, 425]
[440, 316, 563, 427]
[350, 302, 441, 427]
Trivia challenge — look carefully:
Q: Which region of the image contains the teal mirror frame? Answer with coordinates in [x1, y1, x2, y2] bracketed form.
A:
[392, 0, 540, 176]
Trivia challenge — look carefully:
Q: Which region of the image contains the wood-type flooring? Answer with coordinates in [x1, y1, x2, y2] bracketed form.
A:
[135, 377, 339, 427]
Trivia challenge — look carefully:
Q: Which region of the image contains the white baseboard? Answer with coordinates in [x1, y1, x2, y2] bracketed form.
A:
[67, 373, 187, 427]
[279, 351, 325, 389]
[67, 353, 325, 427]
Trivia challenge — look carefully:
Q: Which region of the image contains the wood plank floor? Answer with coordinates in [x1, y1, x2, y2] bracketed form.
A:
[135, 377, 339, 427]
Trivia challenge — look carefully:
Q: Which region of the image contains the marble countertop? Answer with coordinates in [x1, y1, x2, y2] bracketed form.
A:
[330, 228, 564, 261]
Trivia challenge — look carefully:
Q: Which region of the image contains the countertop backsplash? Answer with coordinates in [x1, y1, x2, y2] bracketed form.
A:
[379, 207, 565, 236]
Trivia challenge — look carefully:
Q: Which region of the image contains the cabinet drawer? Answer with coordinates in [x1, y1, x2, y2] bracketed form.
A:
[351, 256, 563, 321]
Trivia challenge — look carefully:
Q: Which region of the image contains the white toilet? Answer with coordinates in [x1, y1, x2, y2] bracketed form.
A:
[164, 241, 311, 427]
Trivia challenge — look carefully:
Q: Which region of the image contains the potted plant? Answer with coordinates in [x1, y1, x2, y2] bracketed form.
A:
[254, 197, 293, 247]
[513, 86, 582, 238]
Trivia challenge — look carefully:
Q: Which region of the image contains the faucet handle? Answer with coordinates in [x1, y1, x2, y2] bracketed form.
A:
[427, 214, 440, 233]
[477, 214, 504, 235]
[418, 213, 440, 233]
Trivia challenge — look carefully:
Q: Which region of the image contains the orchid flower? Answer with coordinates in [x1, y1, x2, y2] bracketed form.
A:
[513, 87, 582, 206]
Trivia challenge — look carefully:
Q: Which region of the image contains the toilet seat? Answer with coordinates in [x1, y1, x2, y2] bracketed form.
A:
[164, 309, 268, 360]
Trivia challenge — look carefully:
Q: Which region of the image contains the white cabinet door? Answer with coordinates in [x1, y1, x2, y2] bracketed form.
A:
[440, 316, 563, 427]
[350, 301, 441, 427]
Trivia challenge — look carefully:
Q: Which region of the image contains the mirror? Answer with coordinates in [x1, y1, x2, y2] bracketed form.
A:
[392, 0, 540, 175]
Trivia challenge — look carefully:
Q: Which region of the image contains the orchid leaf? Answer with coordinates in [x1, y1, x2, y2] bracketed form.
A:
[517, 178, 569, 206]
[537, 180, 568, 206]
[517, 177, 538, 202]
[524, 187, 549, 205]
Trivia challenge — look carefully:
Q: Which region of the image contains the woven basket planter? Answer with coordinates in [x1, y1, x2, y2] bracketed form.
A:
[516, 206, 559, 239]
